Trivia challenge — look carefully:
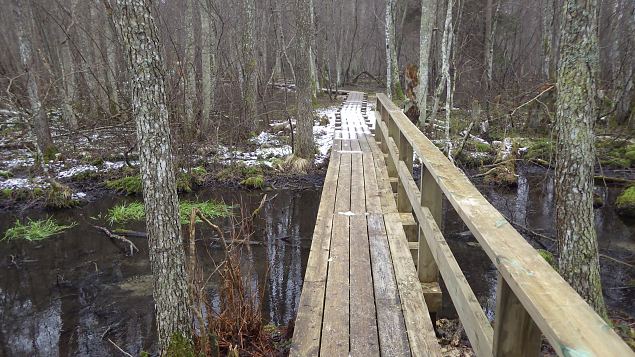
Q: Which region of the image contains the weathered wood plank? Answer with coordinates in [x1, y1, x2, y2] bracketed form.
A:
[367, 213, 411, 357]
[493, 274, 541, 357]
[383, 213, 441, 356]
[321, 214, 350, 356]
[290, 139, 342, 356]
[350, 214, 380, 356]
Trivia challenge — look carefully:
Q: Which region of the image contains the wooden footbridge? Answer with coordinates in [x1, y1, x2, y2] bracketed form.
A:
[291, 92, 633, 356]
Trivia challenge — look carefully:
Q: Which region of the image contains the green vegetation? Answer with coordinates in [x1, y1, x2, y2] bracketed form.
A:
[241, 175, 265, 189]
[216, 163, 267, 182]
[537, 249, 556, 268]
[45, 182, 79, 209]
[597, 140, 635, 169]
[166, 333, 197, 357]
[0, 170, 12, 179]
[106, 175, 143, 195]
[107, 200, 232, 225]
[2, 217, 76, 241]
[523, 139, 553, 162]
[615, 186, 635, 218]
[474, 142, 492, 153]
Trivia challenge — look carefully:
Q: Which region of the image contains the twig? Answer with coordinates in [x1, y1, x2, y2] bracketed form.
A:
[509, 85, 554, 118]
[453, 121, 475, 159]
[107, 339, 134, 357]
[600, 254, 634, 269]
[94, 226, 139, 255]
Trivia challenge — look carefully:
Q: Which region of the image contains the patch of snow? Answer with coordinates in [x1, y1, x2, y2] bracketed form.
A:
[0, 177, 49, 190]
[72, 192, 87, 200]
[57, 165, 99, 179]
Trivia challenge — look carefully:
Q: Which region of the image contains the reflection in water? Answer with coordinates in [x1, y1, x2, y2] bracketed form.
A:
[0, 189, 319, 355]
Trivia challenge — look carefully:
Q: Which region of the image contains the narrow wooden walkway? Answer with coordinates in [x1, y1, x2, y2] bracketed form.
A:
[291, 92, 440, 356]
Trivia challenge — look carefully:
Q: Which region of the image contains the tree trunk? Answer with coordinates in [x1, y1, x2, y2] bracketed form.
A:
[417, 0, 435, 128]
[14, 0, 56, 157]
[385, 0, 403, 99]
[200, 0, 218, 132]
[555, 0, 607, 319]
[184, 0, 197, 132]
[542, 0, 555, 81]
[112, 0, 192, 351]
[243, 0, 258, 129]
[308, 0, 320, 98]
[428, 0, 453, 137]
[293, 0, 316, 160]
[59, 13, 78, 131]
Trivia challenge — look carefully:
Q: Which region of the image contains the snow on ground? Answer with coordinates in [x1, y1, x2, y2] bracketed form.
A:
[0, 177, 50, 190]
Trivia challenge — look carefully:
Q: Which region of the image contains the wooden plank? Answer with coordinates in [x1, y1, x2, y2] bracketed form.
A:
[383, 213, 441, 356]
[358, 133, 382, 213]
[350, 215, 380, 356]
[290, 139, 342, 356]
[367, 213, 411, 357]
[376, 93, 634, 356]
[493, 274, 541, 357]
[321, 215, 350, 356]
[367, 132, 398, 213]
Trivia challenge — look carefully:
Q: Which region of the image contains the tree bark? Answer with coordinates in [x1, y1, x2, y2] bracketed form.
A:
[542, 0, 556, 81]
[184, 0, 197, 132]
[385, 0, 403, 99]
[417, 0, 435, 127]
[555, 0, 607, 319]
[308, 0, 320, 98]
[243, 0, 258, 129]
[200, 0, 218, 132]
[59, 8, 78, 131]
[293, 0, 316, 160]
[14, 0, 56, 157]
[428, 0, 453, 138]
[113, 0, 192, 351]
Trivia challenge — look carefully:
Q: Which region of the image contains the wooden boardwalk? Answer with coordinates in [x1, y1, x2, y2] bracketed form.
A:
[291, 92, 440, 356]
[292, 92, 633, 357]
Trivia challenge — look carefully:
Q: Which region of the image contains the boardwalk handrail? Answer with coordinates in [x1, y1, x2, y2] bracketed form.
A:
[374, 93, 633, 357]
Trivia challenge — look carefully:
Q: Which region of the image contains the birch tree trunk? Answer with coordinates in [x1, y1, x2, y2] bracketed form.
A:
[293, 0, 316, 160]
[428, 0, 453, 137]
[417, 0, 435, 127]
[104, 13, 119, 114]
[555, 0, 607, 319]
[542, 0, 555, 80]
[59, 15, 78, 131]
[385, 0, 403, 99]
[308, 0, 320, 98]
[14, 0, 56, 157]
[243, 0, 258, 129]
[184, 0, 197, 131]
[113, 0, 192, 351]
[200, 0, 218, 131]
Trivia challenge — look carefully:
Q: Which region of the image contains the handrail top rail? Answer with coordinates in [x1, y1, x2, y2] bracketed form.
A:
[374, 92, 634, 356]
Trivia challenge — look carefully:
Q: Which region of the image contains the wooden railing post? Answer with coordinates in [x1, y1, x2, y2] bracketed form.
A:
[397, 131, 416, 260]
[385, 114, 398, 189]
[493, 274, 541, 357]
[418, 166, 442, 313]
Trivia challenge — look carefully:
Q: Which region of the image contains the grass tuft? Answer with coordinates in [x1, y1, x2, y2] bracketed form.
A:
[107, 200, 232, 225]
[106, 175, 143, 195]
[2, 217, 76, 241]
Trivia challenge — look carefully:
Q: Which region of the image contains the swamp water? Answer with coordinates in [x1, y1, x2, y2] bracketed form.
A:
[0, 168, 633, 355]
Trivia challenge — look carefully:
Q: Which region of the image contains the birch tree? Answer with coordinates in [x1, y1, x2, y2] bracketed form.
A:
[417, 0, 435, 127]
[542, 0, 555, 80]
[200, 0, 218, 131]
[184, 0, 197, 131]
[58, 4, 78, 131]
[385, 0, 403, 99]
[555, 0, 607, 318]
[14, 0, 56, 157]
[428, 0, 453, 144]
[112, 0, 192, 351]
[292, 0, 315, 166]
[309, 0, 320, 97]
[243, 0, 258, 129]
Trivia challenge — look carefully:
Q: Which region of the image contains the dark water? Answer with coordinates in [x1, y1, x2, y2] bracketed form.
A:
[0, 189, 319, 356]
[0, 169, 633, 356]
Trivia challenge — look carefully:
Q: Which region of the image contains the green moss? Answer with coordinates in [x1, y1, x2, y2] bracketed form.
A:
[107, 200, 232, 225]
[2, 218, 76, 241]
[2, 188, 12, 199]
[616, 187, 635, 218]
[624, 150, 635, 162]
[601, 157, 631, 169]
[474, 142, 492, 153]
[216, 163, 266, 182]
[71, 170, 100, 181]
[166, 333, 197, 357]
[45, 182, 79, 209]
[43, 146, 58, 162]
[241, 175, 265, 189]
[524, 139, 553, 161]
[106, 175, 143, 195]
[0, 170, 12, 179]
[537, 249, 556, 268]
